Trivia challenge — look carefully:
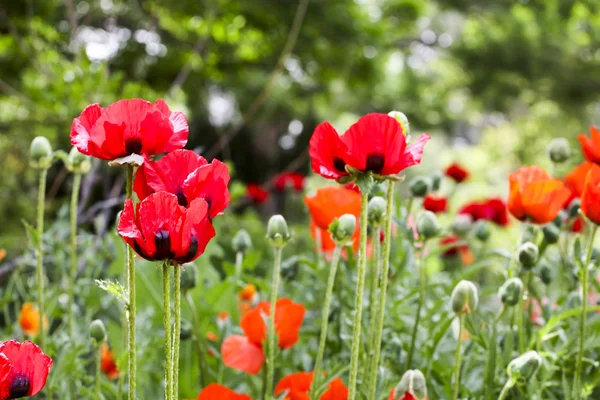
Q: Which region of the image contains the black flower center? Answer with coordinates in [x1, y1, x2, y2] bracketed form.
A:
[154, 229, 175, 260]
[125, 137, 143, 155]
[9, 374, 30, 399]
[333, 157, 347, 173]
[176, 190, 188, 207]
[365, 153, 385, 173]
[177, 236, 199, 264]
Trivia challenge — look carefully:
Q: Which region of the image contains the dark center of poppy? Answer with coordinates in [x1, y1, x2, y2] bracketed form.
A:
[333, 157, 347, 173]
[154, 229, 175, 260]
[177, 236, 199, 264]
[176, 190, 188, 207]
[9, 374, 30, 399]
[365, 153, 385, 173]
[125, 137, 143, 155]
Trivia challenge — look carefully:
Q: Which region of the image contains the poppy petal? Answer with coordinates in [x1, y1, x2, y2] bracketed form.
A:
[154, 99, 189, 152]
[176, 198, 215, 263]
[275, 372, 313, 400]
[309, 122, 349, 180]
[0, 340, 53, 396]
[321, 377, 349, 400]
[183, 159, 231, 218]
[221, 335, 265, 375]
[70, 104, 106, 158]
[304, 187, 362, 231]
[273, 299, 306, 349]
[197, 383, 252, 400]
[400, 134, 431, 171]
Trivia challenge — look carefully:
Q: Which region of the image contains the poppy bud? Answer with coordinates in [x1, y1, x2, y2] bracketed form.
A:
[29, 136, 53, 169]
[450, 280, 478, 315]
[451, 214, 473, 236]
[474, 220, 491, 242]
[521, 225, 540, 244]
[517, 242, 539, 269]
[539, 263, 552, 285]
[67, 147, 91, 174]
[430, 171, 443, 191]
[330, 214, 357, 243]
[180, 320, 193, 340]
[90, 319, 107, 345]
[542, 223, 560, 244]
[266, 215, 291, 248]
[391, 369, 427, 400]
[417, 211, 440, 239]
[568, 199, 581, 218]
[232, 229, 252, 253]
[388, 110, 411, 138]
[367, 196, 386, 226]
[546, 138, 571, 164]
[567, 291, 582, 309]
[409, 176, 431, 197]
[180, 264, 197, 292]
[507, 351, 542, 384]
[499, 278, 523, 306]
[552, 210, 567, 228]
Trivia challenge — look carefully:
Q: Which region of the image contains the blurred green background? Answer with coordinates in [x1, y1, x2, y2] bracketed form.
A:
[1, 0, 599, 250]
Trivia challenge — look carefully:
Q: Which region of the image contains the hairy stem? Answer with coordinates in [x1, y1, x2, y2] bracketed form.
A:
[36, 168, 47, 349]
[172, 266, 181, 399]
[162, 263, 172, 400]
[68, 172, 82, 339]
[266, 246, 283, 398]
[452, 314, 464, 400]
[125, 165, 137, 399]
[407, 241, 427, 370]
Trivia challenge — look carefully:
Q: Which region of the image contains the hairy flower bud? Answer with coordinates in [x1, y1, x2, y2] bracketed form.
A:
[546, 138, 571, 164]
[507, 351, 542, 384]
[568, 199, 581, 218]
[29, 136, 53, 169]
[180, 320, 193, 340]
[499, 278, 523, 307]
[367, 196, 386, 226]
[552, 210, 567, 228]
[451, 280, 479, 315]
[451, 214, 473, 236]
[391, 369, 427, 400]
[329, 214, 357, 243]
[90, 319, 107, 345]
[517, 242, 539, 269]
[430, 171, 443, 192]
[180, 264, 197, 292]
[388, 111, 411, 140]
[539, 263, 552, 285]
[417, 211, 440, 239]
[266, 215, 291, 248]
[542, 223, 560, 244]
[473, 220, 491, 242]
[232, 229, 252, 253]
[409, 176, 431, 197]
[67, 147, 91, 174]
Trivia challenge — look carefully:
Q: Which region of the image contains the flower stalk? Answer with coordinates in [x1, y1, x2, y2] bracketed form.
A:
[266, 246, 283, 398]
[407, 241, 427, 370]
[68, 172, 82, 339]
[452, 314, 465, 400]
[36, 167, 48, 350]
[162, 263, 172, 400]
[172, 265, 182, 398]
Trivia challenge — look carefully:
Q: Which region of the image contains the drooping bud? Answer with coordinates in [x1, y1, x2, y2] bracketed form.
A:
[473, 220, 491, 242]
[552, 210, 567, 228]
[450, 280, 479, 315]
[507, 351, 542, 384]
[29, 136, 53, 169]
[430, 171, 443, 192]
[90, 319, 107, 345]
[568, 199, 581, 218]
[329, 214, 357, 243]
[417, 211, 440, 240]
[266, 215, 291, 248]
[232, 229, 253, 253]
[546, 138, 571, 164]
[180, 264, 197, 292]
[180, 320, 193, 340]
[542, 223, 560, 244]
[539, 263, 552, 285]
[388, 111, 411, 141]
[67, 147, 92, 174]
[367, 196, 386, 226]
[451, 214, 473, 236]
[499, 278, 523, 307]
[517, 242, 539, 269]
[391, 369, 427, 400]
[409, 176, 431, 197]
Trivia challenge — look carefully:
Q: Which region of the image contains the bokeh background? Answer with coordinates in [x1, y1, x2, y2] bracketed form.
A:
[1, 0, 599, 249]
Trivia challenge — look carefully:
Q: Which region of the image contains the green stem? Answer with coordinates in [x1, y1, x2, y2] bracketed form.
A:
[407, 241, 427, 370]
[517, 270, 533, 353]
[185, 292, 208, 388]
[452, 314, 464, 400]
[366, 181, 395, 399]
[310, 245, 342, 398]
[266, 246, 283, 399]
[172, 265, 181, 399]
[96, 345, 102, 400]
[163, 263, 172, 400]
[125, 165, 137, 399]
[68, 173, 82, 339]
[366, 227, 381, 357]
[36, 167, 47, 349]
[234, 251, 243, 282]
[348, 190, 370, 400]
[573, 224, 598, 399]
[497, 380, 514, 400]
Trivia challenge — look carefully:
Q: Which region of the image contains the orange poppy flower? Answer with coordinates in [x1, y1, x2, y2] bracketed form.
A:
[19, 303, 48, 337]
[197, 383, 251, 400]
[581, 164, 600, 225]
[275, 372, 348, 400]
[221, 298, 305, 375]
[578, 125, 600, 164]
[239, 284, 257, 301]
[508, 166, 571, 224]
[100, 344, 120, 380]
[565, 161, 594, 197]
[0, 249, 6, 262]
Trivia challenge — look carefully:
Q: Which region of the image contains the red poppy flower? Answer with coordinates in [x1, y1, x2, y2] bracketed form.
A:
[571, 217, 585, 233]
[388, 390, 422, 400]
[422, 195, 448, 214]
[247, 184, 269, 204]
[565, 162, 593, 198]
[274, 172, 305, 192]
[508, 166, 571, 224]
[439, 235, 473, 265]
[134, 149, 230, 218]
[459, 198, 509, 226]
[581, 164, 600, 225]
[309, 113, 430, 180]
[100, 344, 119, 380]
[344, 183, 360, 193]
[578, 125, 600, 164]
[444, 163, 469, 183]
[221, 298, 305, 375]
[0, 340, 52, 399]
[71, 99, 188, 162]
[274, 372, 348, 400]
[117, 192, 215, 264]
[197, 383, 252, 400]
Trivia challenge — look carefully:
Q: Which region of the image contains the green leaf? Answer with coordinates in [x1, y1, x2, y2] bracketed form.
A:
[95, 279, 129, 307]
[22, 219, 41, 247]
